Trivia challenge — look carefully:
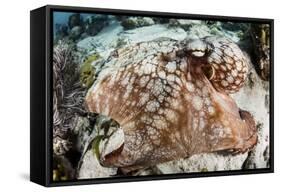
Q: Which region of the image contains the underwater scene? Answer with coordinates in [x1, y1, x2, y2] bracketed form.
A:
[52, 11, 271, 181]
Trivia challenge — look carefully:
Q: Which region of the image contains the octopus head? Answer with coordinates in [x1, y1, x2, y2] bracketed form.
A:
[186, 39, 212, 57]
[182, 37, 249, 94]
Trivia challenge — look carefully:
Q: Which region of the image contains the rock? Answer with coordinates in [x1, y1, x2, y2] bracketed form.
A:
[53, 155, 75, 181]
[78, 148, 117, 179]
[69, 26, 83, 40]
[53, 136, 72, 156]
[121, 17, 155, 30]
[119, 24, 187, 43]
[84, 15, 109, 36]
[54, 23, 69, 41]
[169, 19, 202, 30]
[153, 18, 170, 24]
[68, 13, 82, 29]
[250, 24, 270, 81]
[185, 22, 241, 42]
[72, 116, 92, 153]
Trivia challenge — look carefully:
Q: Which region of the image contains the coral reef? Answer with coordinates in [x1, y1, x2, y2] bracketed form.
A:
[84, 15, 109, 36]
[79, 53, 100, 88]
[68, 13, 83, 29]
[119, 16, 155, 30]
[52, 41, 91, 180]
[250, 24, 270, 81]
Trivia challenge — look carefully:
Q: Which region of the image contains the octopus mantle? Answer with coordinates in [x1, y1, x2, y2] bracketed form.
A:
[85, 36, 257, 171]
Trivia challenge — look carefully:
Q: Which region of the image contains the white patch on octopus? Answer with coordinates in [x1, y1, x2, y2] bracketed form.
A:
[224, 47, 234, 57]
[219, 72, 225, 79]
[210, 52, 222, 64]
[146, 100, 160, 112]
[167, 74, 176, 82]
[231, 85, 237, 90]
[231, 69, 238, 77]
[166, 61, 177, 73]
[186, 82, 195, 92]
[220, 65, 227, 71]
[130, 100, 136, 106]
[204, 97, 211, 106]
[134, 133, 142, 146]
[123, 82, 133, 99]
[165, 86, 172, 93]
[139, 75, 150, 87]
[193, 118, 199, 130]
[192, 51, 205, 57]
[158, 70, 166, 79]
[165, 108, 178, 122]
[179, 60, 186, 71]
[226, 63, 232, 70]
[171, 98, 181, 109]
[124, 120, 136, 130]
[175, 76, 182, 85]
[146, 79, 155, 89]
[147, 127, 159, 140]
[142, 63, 156, 75]
[151, 79, 163, 96]
[172, 84, 181, 92]
[208, 106, 215, 115]
[139, 92, 150, 106]
[242, 66, 248, 72]
[226, 75, 234, 84]
[202, 86, 209, 96]
[187, 39, 207, 56]
[199, 111, 205, 117]
[236, 61, 243, 71]
[199, 117, 206, 130]
[184, 93, 191, 101]
[103, 99, 110, 115]
[212, 63, 219, 70]
[121, 75, 130, 87]
[221, 80, 229, 87]
[114, 95, 119, 101]
[235, 79, 241, 85]
[192, 95, 203, 111]
[196, 80, 204, 88]
[224, 127, 232, 135]
[158, 94, 165, 103]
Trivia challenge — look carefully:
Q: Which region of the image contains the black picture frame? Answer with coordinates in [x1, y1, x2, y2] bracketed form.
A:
[30, 4, 274, 187]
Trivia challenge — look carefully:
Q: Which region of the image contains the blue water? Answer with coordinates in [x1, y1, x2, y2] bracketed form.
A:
[53, 11, 108, 38]
[53, 12, 95, 25]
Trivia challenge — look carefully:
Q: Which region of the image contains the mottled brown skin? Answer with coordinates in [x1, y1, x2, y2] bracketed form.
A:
[85, 36, 257, 172]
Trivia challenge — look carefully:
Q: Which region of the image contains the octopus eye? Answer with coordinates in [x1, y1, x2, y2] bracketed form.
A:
[202, 64, 215, 80]
[186, 39, 208, 57]
[205, 37, 249, 94]
[191, 50, 205, 57]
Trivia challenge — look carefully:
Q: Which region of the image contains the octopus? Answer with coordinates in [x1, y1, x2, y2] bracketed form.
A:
[85, 36, 258, 172]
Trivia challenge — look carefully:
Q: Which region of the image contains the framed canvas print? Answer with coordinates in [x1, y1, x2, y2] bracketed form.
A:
[30, 5, 274, 187]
